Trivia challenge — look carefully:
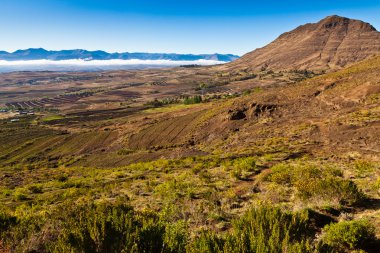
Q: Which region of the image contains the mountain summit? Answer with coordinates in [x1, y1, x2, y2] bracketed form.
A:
[228, 15, 380, 70]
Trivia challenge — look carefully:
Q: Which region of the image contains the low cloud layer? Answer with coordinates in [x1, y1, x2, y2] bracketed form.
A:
[0, 59, 225, 72]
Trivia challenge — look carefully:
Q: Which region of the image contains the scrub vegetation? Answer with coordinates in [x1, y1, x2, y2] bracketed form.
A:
[0, 44, 380, 253]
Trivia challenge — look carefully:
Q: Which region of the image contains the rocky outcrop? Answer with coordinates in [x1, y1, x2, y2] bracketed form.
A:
[250, 103, 277, 117]
[227, 103, 278, 121]
[228, 109, 247, 120]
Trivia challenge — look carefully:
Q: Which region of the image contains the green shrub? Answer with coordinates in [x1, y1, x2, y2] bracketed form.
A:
[188, 206, 314, 253]
[183, 95, 202, 105]
[226, 157, 257, 180]
[163, 220, 188, 253]
[14, 191, 28, 201]
[1, 198, 375, 253]
[1, 189, 11, 197]
[191, 163, 203, 174]
[224, 206, 313, 253]
[154, 175, 197, 202]
[199, 170, 212, 183]
[117, 149, 134, 155]
[187, 230, 224, 253]
[265, 164, 293, 184]
[320, 219, 376, 251]
[145, 98, 164, 107]
[375, 177, 380, 191]
[354, 160, 376, 177]
[3, 202, 191, 253]
[56, 174, 68, 182]
[51, 203, 166, 253]
[0, 210, 47, 252]
[295, 177, 364, 206]
[230, 167, 242, 180]
[0, 211, 17, 234]
[28, 184, 43, 194]
[233, 157, 256, 172]
[265, 164, 364, 206]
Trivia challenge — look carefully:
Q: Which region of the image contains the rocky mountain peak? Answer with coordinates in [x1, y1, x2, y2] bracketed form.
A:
[318, 15, 376, 32]
[226, 16, 380, 71]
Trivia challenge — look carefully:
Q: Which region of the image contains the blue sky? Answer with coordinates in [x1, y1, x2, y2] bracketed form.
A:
[0, 0, 379, 55]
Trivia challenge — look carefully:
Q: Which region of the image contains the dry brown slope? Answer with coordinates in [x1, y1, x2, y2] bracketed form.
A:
[127, 56, 380, 159]
[227, 15, 380, 71]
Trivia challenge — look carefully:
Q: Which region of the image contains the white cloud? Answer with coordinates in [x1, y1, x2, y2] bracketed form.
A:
[0, 59, 224, 66]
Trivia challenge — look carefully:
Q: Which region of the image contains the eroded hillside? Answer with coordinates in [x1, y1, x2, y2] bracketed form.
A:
[125, 56, 380, 161]
[226, 15, 380, 71]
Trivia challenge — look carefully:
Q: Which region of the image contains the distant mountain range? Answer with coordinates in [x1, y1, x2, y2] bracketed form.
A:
[0, 48, 239, 62]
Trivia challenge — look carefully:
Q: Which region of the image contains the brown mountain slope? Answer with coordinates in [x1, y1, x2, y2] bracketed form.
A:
[124, 56, 380, 162]
[227, 15, 380, 71]
[0, 58, 378, 168]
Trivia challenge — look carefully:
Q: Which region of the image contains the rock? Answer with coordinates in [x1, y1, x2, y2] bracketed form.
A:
[251, 104, 277, 117]
[228, 109, 246, 120]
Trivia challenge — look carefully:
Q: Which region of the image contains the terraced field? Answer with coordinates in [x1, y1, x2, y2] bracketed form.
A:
[5, 93, 93, 109]
[128, 110, 206, 149]
[0, 116, 120, 168]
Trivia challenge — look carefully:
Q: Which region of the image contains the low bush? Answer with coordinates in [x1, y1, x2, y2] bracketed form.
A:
[4, 202, 177, 253]
[144, 98, 170, 108]
[163, 220, 189, 253]
[319, 219, 376, 251]
[56, 174, 68, 182]
[187, 206, 314, 253]
[296, 177, 364, 206]
[354, 160, 376, 176]
[14, 190, 29, 201]
[264, 164, 364, 206]
[52, 203, 144, 253]
[226, 157, 257, 180]
[224, 206, 313, 253]
[232, 157, 257, 172]
[230, 167, 243, 180]
[0, 210, 17, 234]
[28, 184, 43, 194]
[375, 177, 380, 192]
[187, 230, 224, 253]
[183, 96, 202, 105]
[117, 149, 134, 155]
[1, 204, 319, 253]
